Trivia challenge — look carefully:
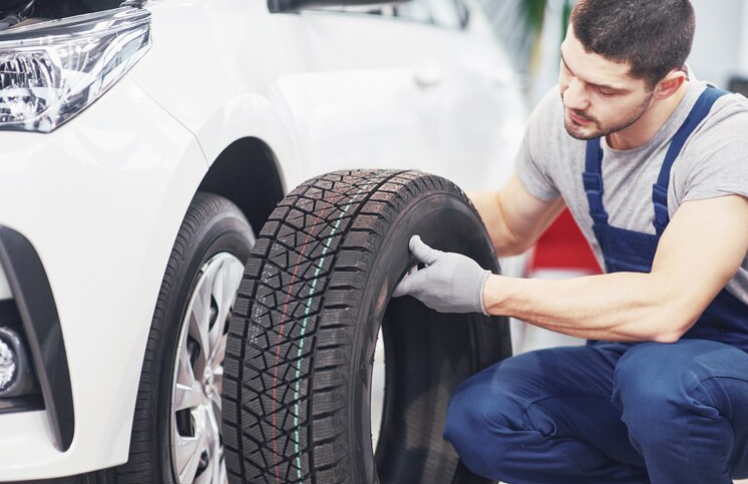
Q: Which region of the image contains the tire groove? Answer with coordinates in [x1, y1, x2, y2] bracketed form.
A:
[225, 170, 438, 484]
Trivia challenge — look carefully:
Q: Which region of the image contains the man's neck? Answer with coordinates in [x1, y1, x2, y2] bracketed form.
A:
[606, 81, 690, 151]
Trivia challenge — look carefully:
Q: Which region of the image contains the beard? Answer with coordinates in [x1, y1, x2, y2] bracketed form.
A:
[562, 92, 654, 140]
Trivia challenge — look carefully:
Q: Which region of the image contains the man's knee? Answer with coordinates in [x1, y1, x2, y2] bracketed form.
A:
[612, 341, 731, 448]
[443, 372, 526, 479]
[614, 344, 686, 404]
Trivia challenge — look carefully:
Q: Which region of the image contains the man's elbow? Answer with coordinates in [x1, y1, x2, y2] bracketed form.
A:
[495, 239, 532, 258]
[647, 301, 700, 344]
[651, 330, 684, 344]
[493, 223, 544, 257]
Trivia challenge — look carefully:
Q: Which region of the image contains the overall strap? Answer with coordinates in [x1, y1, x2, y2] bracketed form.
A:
[652, 86, 730, 235]
[583, 137, 609, 225]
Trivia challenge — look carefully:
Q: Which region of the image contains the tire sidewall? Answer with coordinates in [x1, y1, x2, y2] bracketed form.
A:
[154, 201, 253, 484]
[351, 191, 502, 484]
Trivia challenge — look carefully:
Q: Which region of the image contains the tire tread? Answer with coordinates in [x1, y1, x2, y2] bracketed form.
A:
[223, 170, 477, 484]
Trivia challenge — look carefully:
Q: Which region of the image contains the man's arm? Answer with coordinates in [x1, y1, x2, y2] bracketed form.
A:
[484, 195, 748, 342]
[469, 174, 566, 257]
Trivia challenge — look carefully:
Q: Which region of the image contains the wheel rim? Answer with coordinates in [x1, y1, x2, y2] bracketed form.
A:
[171, 252, 245, 484]
[371, 326, 386, 451]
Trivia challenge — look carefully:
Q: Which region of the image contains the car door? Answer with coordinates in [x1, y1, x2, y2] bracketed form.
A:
[274, 4, 449, 179]
[394, 0, 528, 192]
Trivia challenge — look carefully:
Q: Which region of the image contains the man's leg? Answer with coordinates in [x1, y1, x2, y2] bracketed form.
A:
[444, 343, 650, 484]
[612, 339, 748, 484]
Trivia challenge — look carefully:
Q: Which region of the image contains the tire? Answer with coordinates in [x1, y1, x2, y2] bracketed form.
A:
[74, 192, 255, 484]
[222, 170, 511, 484]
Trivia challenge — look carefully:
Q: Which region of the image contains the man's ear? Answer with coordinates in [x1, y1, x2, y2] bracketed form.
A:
[654, 70, 687, 99]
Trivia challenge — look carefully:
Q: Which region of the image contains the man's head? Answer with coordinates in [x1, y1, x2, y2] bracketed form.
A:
[559, 0, 695, 140]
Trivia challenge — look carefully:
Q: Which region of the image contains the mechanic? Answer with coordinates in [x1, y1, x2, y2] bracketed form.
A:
[393, 1, 748, 483]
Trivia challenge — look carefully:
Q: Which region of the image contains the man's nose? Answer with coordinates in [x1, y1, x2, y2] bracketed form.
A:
[563, 78, 589, 111]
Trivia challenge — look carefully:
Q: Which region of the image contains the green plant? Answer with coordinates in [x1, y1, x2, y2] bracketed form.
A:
[524, 0, 572, 71]
[478, 0, 572, 74]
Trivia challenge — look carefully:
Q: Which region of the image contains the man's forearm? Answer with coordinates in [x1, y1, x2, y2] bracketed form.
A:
[483, 272, 694, 342]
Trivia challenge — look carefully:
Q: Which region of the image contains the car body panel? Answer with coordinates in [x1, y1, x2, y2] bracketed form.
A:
[0, 265, 10, 300]
[130, 0, 525, 191]
[0, 78, 207, 479]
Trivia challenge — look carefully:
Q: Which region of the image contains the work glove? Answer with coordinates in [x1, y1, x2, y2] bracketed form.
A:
[393, 235, 491, 315]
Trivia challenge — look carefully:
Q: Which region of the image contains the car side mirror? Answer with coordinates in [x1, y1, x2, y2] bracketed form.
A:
[269, 0, 409, 14]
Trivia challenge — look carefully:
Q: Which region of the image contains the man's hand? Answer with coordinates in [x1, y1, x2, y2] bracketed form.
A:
[392, 235, 491, 315]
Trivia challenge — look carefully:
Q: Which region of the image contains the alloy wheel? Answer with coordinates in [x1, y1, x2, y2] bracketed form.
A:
[171, 252, 245, 484]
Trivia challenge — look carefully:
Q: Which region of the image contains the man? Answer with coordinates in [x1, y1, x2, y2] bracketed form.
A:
[393, 1, 748, 483]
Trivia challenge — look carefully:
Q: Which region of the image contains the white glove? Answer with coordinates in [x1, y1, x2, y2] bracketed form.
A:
[393, 235, 491, 315]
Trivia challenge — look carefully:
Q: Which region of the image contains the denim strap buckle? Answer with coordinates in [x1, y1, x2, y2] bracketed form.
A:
[652, 184, 668, 206]
[583, 173, 603, 192]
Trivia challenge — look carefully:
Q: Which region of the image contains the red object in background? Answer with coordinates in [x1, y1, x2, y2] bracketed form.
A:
[530, 209, 601, 273]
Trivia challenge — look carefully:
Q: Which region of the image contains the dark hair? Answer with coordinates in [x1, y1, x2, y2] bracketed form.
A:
[571, 0, 695, 89]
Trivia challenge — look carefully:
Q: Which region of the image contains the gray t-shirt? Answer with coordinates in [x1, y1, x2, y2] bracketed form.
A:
[516, 80, 748, 304]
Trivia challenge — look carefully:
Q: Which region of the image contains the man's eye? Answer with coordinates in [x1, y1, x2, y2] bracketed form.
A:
[598, 89, 615, 97]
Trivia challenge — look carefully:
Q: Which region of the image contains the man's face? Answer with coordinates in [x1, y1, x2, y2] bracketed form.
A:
[559, 27, 654, 140]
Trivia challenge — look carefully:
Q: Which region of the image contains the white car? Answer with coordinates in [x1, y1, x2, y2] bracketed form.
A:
[0, 0, 525, 482]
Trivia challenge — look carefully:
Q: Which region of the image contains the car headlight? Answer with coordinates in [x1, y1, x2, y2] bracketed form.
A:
[0, 7, 151, 133]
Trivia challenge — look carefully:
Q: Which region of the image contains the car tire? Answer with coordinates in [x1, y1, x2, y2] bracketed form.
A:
[222, 170, 511, 484]
[108, 192, 254, 484]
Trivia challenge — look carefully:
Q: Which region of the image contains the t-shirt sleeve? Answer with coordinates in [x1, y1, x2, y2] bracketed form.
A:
[515, 90, 562, 202]
[681, 98, 748, 203]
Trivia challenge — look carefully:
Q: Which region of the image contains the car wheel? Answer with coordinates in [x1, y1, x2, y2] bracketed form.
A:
[222, 170, 511, 484]
[109, 192, 254, 484]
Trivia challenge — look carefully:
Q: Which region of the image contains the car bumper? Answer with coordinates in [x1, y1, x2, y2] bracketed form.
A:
[0, 77, 207, 481]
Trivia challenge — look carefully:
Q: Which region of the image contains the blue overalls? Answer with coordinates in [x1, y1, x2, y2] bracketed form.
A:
[444, 86, 748, 484]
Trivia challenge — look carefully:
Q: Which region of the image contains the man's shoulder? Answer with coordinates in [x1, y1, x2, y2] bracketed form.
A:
[673, 85, 748, 204]
[688, 86, 748, 148]
[711, 90, 748, 128]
